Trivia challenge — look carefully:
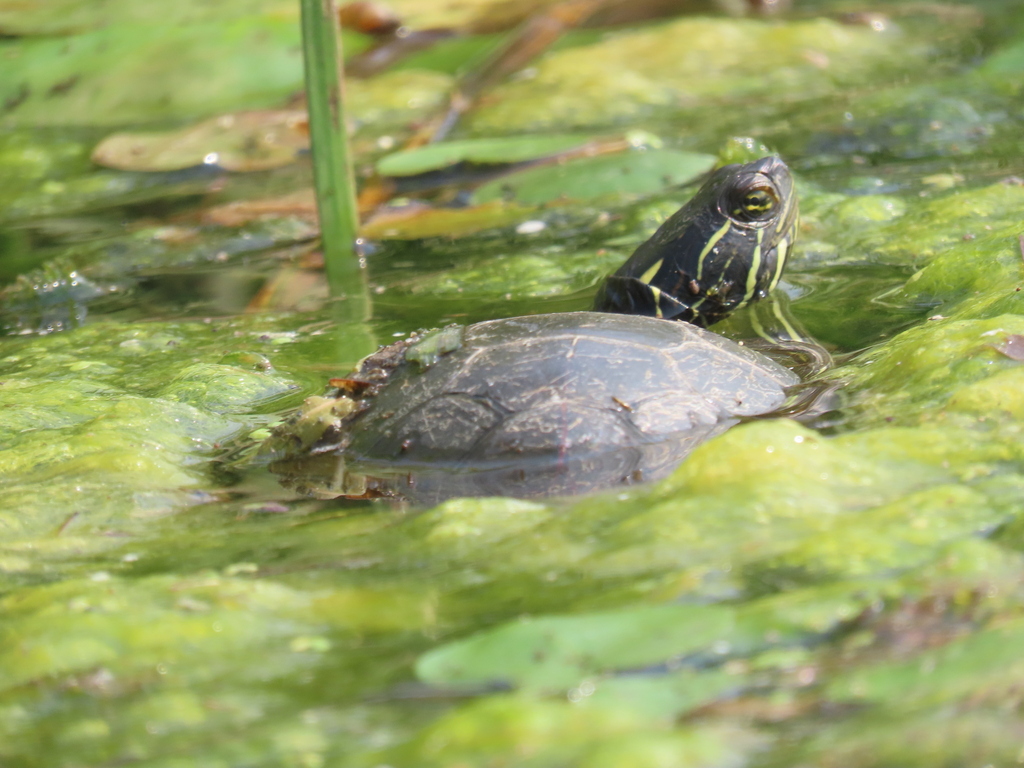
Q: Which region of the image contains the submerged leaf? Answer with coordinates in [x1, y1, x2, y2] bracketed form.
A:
[200, 189, 319, 227]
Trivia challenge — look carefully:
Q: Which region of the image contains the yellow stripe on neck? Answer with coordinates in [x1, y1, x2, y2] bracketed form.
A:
[740, 228, 764, 308]
[648, 285, 664, 318]
[696, 221, 732, 281]
[768, 237, 789, 293]
[639, 259, 663, 285]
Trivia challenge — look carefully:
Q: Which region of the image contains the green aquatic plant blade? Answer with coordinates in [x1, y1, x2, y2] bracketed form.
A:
[299, 0, 364, 311]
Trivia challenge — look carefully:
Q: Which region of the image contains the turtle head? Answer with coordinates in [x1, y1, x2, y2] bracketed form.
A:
[594, 155, 798, 327]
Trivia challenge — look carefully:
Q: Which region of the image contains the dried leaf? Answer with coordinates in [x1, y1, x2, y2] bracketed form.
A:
[338, 1, 402, 35]
[247, 265, 328, 312]
[992, 334, 1024, 361]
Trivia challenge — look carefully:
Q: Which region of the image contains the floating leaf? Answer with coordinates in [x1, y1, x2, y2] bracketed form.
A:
[92, 111, 309, 172]
[472, 149, 715, 205]
[359, 201, 535, 239]
[0, 20, 436, 130]
[416, 602, 802, 691]
[0, 19, 304, 126]
[0, 0, 297, 36]
[376, 133, 596, 177]
[993, 334, 1024, 361]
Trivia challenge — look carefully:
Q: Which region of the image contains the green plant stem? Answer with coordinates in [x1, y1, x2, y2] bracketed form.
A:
[300, 0, 366, 316]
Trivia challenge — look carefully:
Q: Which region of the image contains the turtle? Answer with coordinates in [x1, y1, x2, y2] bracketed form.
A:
[265, 156, 802, 503]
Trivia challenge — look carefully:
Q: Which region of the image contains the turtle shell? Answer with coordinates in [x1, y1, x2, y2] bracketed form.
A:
[266, 311, 799, 502]
[345, 311, 796, 465]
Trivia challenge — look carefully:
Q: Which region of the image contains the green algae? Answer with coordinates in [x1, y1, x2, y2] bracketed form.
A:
[159, 363, 300, 414]
[468, 16, 953, 134]
[0, 316, 347, 551]
[367, 695, 761, 768]
[404, 325, 464, 370]
[834, 315, 1024, 425]
[387, 247, 625, 301]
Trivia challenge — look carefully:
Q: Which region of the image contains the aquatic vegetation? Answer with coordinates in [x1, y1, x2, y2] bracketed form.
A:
[3, 1, 1024, 765]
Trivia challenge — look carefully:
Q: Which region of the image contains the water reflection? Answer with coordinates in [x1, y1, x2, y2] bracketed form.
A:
[269, 422, 733, 505]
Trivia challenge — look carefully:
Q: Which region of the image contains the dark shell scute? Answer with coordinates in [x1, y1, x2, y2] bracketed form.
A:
[479, 402, 640, 458]
[362, 393, 502, 461]
[344, 312, 797, 465]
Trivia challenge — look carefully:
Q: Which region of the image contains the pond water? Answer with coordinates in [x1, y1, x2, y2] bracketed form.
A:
[4, 0, 1024, 764]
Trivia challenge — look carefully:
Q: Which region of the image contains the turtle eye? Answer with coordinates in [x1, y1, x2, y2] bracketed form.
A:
[728, 183, 780, 223]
